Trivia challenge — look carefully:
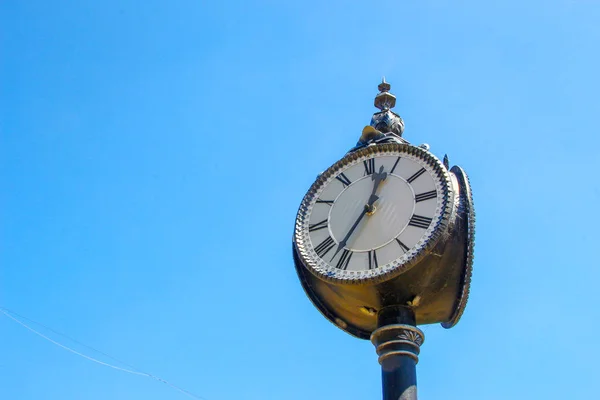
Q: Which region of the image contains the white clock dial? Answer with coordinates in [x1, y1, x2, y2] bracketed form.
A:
[294, 143, 452, 283]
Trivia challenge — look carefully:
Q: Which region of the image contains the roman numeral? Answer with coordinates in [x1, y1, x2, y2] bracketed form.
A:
[407, 168, 426, 183]
[408, 215, 433, 229]
[390, 157, 401, 174]
[335, 249, 353, 270]
[309, 219, 328, 232]
[316, 199, 334, 206]
[363, 158, 375, 175]
[314, 236, 335, 258]
[396, 238, 410, 252]
[368, 250, 379, 270]
[336, 173, 352, 187]
[415, 190, 437, 202]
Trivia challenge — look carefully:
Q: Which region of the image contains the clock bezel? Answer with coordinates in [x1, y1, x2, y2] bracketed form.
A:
[294, 142, 454, 284]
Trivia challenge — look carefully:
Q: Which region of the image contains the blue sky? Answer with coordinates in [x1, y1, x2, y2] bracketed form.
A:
[1, 1, 599, 399]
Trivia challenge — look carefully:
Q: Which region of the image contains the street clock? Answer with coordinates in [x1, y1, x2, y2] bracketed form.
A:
[292, 80, 475, 345]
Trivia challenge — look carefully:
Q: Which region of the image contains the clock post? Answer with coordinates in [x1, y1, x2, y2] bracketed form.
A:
[372, 305, 422, 400]
[292, 79, 475, 400]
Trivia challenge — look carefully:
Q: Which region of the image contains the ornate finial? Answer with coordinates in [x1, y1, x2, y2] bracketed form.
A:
[371, 79, 404, 137]
[374, 78, 395, 110]
[443, 154, 450, 169]
[378, 77, 391, 93]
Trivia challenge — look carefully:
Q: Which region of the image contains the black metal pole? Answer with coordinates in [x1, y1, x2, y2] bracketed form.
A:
[371, 305, 424, 400]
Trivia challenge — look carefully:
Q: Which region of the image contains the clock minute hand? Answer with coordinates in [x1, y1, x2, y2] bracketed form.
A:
[332, 202, 373, 259]
[332, 166, 388, 259]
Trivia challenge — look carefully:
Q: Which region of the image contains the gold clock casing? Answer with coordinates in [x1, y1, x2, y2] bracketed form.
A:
[292, 143, 474, 339]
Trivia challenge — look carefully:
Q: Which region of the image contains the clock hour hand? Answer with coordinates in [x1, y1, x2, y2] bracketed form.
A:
[366, 166, 387, 211]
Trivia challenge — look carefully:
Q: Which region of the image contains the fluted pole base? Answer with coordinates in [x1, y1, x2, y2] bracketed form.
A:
[371, 306, 424, 400]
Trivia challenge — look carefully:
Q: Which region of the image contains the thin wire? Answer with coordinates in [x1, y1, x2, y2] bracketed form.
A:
[0, 307, 207, 400]
[0, 306, 141, 372]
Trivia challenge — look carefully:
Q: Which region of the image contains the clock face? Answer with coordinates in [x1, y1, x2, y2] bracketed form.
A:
[294, 143, 453, 283]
